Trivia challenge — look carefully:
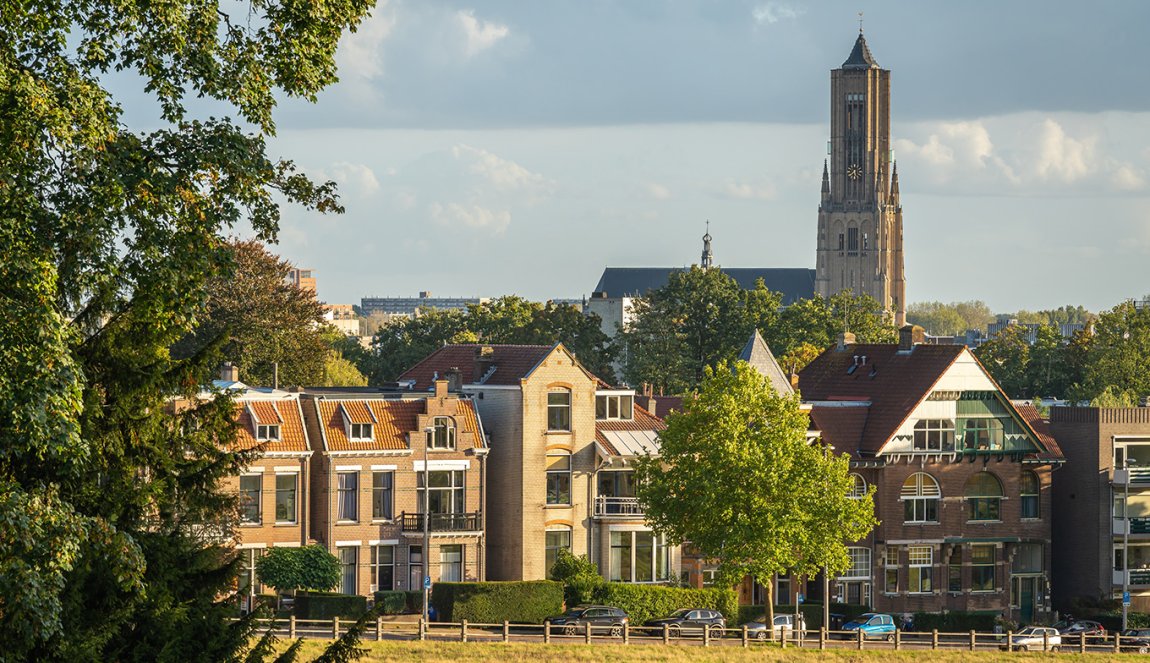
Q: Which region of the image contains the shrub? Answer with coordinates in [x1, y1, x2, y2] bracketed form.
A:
[373, 591, 408, 615]
[293, 591, 368, 620]
[431, 581, 564, 624]
[255, 544, 341, 593]
[912, 611, 997, 632]
[591, 584, 738, 626]
[549, 550, 604, 607]
[406, 590, 424, 614]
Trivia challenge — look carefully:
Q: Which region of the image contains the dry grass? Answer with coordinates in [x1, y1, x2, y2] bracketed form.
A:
[278, 640, 1122, 662]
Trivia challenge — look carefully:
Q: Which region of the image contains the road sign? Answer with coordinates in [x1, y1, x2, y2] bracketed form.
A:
[797, 593, 804, 604]
[424, 576, 432, 590]
[1124, 590, 1132, 606]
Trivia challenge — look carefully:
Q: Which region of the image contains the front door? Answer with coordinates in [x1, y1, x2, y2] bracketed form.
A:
[1019, 576, 1036, 624]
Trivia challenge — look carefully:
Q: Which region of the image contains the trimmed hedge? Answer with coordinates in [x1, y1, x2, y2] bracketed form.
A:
[581, 584, 739, 627]
[431, 581, 564, 624]
[912, 611, 997, 632]
[372, 590, 424, 615]
[293, 591, 367, 620]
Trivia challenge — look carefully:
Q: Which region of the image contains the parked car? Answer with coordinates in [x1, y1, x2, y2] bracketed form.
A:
[643, 608, 726, 638]
[1121, 629, 1150, 654]
[1057, 619, 1106, 637]
[546, 605, 629, 637]
[841, 613, 897, 641]
[1000, 626, 1061, 652]
[745, 614, 807, 641]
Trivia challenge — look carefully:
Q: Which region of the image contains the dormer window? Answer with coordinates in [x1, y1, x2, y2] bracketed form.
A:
[256, 424, 281, 441]
[595, 393, 634, 421]
[349, 423, 373, 441]
[429, 417, 456, 450]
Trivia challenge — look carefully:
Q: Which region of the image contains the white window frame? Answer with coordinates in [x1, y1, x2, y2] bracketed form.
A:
[848, 473, 867, 499]
[908, 545, 933, 594]
[901, 472, 941, 524]
[429, 416, 456, 450]
[842, 547, 871, 580]
[349, 422, 373, 441]
[547, 390, 572, 432]
[239, 473, 262, 524]
[256, 424, 281, 441]
[595, 392, 634, 421]
[274, 473, 296, 524]
[370, 544, 395, 593]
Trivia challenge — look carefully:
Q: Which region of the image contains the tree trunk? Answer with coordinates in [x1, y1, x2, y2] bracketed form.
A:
[766, 576, 775, 642]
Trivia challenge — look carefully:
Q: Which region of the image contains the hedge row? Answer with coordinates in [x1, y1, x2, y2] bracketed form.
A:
[570, 583, 738, 627]
[293, 591, 367, 620]
[912, 611, 997, 632]
[372, 590, 423, 615]
[431, 581, 564, 624]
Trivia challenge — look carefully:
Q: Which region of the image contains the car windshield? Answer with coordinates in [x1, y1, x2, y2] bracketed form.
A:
[562, 608, 586, 617]
[670, 609, 691, 618]
[1016, 627, 1039, 635]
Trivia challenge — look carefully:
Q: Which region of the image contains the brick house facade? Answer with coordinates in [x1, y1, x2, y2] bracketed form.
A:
[798, 327, 1063, 624]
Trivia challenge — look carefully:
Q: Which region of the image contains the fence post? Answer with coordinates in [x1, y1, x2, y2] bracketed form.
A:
[819, 627, 826, 651]
[742, 625, 749, 648]
[461, 620, 468, 643]
[1115, 632, 1122, 653]
[932, 629, 939, 650]
[970, 629, 976, 651]
[289, 615, 296, 639]
[623, 623, 630, 645]
[503, 620, 510, 643]
[1080, 632, 1086, 654]
[375, 616, 382, 641]
[543, 622, 551, 644]
[419, 618, 426, 642]
[1043, 630, 1049, 652]
[1007, 631, 1012, 652]
[781, 626, 787, 649]
[663, 624, 670, 645]
[332, 616, 340, 640]
[585, 621, 592, 644]
[857, 627, 864, 650]
[895, 629, 901, 651]
[703, 624, 711, 647]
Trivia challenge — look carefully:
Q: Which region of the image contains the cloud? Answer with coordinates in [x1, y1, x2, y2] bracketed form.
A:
[451, 144, 552, 192]
[429, 202, 511, 233]
[457, 9, 509, 57]
[645, 183, 672, 200]
[1112, 164, 1146, 191]
[1034, 119, 1096, 182]
[895, 119, 1018, 186]
[336, 2, 397, 80]
[752, 2, 803, 26]
[308, 162, 380, 198]
[720, 180, 776, 201]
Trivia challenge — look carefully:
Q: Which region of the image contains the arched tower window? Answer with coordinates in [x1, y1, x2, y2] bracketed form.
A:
[964, 472, 1004, 522]
[901, 473, 940, 523]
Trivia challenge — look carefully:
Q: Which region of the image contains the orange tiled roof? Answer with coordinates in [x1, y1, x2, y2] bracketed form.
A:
[595, 404, 665, 456]
[233, 398, 309, 454]
[249, 401, 284, 425]
[339, 400, 376, 424]
[1014, 404, 1065, 461]
[315, 397, 485, 452]
[399, 344, 555, 390]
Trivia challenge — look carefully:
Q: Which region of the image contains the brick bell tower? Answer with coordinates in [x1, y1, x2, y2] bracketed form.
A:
[814, 29, 906, 326]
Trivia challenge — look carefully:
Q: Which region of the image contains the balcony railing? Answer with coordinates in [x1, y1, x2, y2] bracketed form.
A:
[400, 511, 481, 533]
[1114, 569, 1150, 586]
[594, 496, 644, 518]
[1114, 467, 1150, 484]
[1113, 517, 1150, 535]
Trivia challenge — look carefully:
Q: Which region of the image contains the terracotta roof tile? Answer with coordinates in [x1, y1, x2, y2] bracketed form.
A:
[1014, 404, 1065, 461]
[595, 404, 665, 456]
[339, 401, 376, 424]
[249, 401, 284, 425]
[315, 397, 485, 452]
[233, 398, 309, 454]
[399, 344, 555, 390]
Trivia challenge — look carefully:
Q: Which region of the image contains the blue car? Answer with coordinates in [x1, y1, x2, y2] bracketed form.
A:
[841, 613, 897, 641]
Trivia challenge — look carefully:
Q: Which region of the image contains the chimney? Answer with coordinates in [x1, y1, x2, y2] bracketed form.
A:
[836, 332, 856, 351]
[474, 346, 495, 382]
[434, 378, 448, 398]
[899, 324, 926, 352]
[220, 362, 239, 382]
[645, 396, 659, 417]
[445, 367, 463, 392]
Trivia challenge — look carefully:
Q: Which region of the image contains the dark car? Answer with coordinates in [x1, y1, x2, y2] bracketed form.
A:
[1121, 628, 1150, 654]
[1057, 619, 1106, 637]
[643, 608, 726, 638]
[546, 605, 629, 637]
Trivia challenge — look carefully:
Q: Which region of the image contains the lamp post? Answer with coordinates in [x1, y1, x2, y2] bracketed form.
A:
[422, 425, 434, 626]
[1124, 458, 1138, 631]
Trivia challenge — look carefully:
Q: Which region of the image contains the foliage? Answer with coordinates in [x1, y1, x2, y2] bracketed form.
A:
[635, 362, 878, 629]
[431, 581, 565, 624]
[1091, 386, 1140, 408]
[907, 301, 995, 335]
[323, 351, 369, 387]
[911, 611, 997, 632]
[549, 549, 606, 607]
[735, 603, 871, 628]
[366, 297, 616, 384]
[372, 591, 410, 615]
[1013, 305, 1092, 327]
[256, 545, 341, 594]
[311, 604, 382, 663]
[777, 342, 822, 376]
[293, 592, 369, 620]
[1073, 301, 1150, 403]
[566, 584, 738, 627]
[974, 324, 1032, 397]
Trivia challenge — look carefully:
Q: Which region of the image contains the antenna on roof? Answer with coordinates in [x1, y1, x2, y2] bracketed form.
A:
[858, 11, 864, 33]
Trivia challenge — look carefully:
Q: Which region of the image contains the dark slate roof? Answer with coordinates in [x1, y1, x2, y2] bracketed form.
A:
[592, 267, 816, 305]
[842, 33, 879, 69]
[738, 330, 793, 396]
[798, 343, 965, 455]
[399, 344, 554, 390]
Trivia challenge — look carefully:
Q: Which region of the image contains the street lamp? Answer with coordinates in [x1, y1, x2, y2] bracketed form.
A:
[422, 425, 435, 627]
[1124, 458, 1139, 631]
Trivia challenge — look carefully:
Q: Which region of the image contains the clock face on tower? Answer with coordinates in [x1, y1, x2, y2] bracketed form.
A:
[848, 164, 862, 180]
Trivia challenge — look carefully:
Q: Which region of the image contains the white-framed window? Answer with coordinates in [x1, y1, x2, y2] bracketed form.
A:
[408, 545, 423, 591]
[842, 547, 871, 580]
[965, 472, 1003, 522]
[256, 424, 281, 441]
[913, 419, 954, 451]
[908, 546, 933, 594]
[338, 546, 358, 595]
[902, 473, 941, 523]
[609, 531, 669, 583]
[883, 547, 899, 593]
[349, 423, 373, 441]
[848, 473, 867, 499]
[239, 474, 261, 524]
[274, 473, 296, 523]
[371, 544, 395, 592]
[440, 544, 463, 582]
[418, 470, 465, 514]
[548, 390, 571, 431]
[430, 417, 456, 450]
[961, 418, 1003, 451]
[595, 393, 634, 420]
[971, 544, 995, 592]
[372, 471, 393, 520]
[337, 471, 358, 522]
[237, 547, 263, 599]
[1021, 471, 1040, 519]
[545, 528, 572, 575]
[546, 453, 572, 505]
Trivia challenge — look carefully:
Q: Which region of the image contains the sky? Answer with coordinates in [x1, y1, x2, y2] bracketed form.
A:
[184, 1, 1150, 313]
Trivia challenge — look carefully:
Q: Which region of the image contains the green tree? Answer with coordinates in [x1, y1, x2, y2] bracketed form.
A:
[175, 239, 331, 387]
[0, 0, 371, 659]
[907, 301, 968, 336]
[953, 301, 995, 332]
[255, 545, 342, 595]
[548, 549, 604, 607]
[634, 362, 877, 630]
[975, 324, 1033, 398]
[1073, 300, 1150, 403]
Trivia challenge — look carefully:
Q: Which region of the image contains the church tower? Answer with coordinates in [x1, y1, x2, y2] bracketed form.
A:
[815, 30, 906, 326]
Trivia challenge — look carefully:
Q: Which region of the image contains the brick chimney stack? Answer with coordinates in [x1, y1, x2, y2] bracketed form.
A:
[220, 362, 239, 382]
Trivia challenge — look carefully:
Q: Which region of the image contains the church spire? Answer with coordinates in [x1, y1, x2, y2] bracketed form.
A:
[700, 222, 714, 269]
[821, 159, 830, 201]
[890, 161, 901, 206]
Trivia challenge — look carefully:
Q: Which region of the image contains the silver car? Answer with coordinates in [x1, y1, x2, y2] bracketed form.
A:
[1001, 626, 1061, 652]
[745, 614, 807, 641]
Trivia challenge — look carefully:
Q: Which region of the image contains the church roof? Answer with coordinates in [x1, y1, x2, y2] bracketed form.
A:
[738, 330, 794, 396]
[842, 33, 879, 69]
[592, 267, 815, 305]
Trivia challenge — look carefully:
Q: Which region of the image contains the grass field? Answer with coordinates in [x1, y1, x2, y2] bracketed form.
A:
[281, 640, 1118, 662]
